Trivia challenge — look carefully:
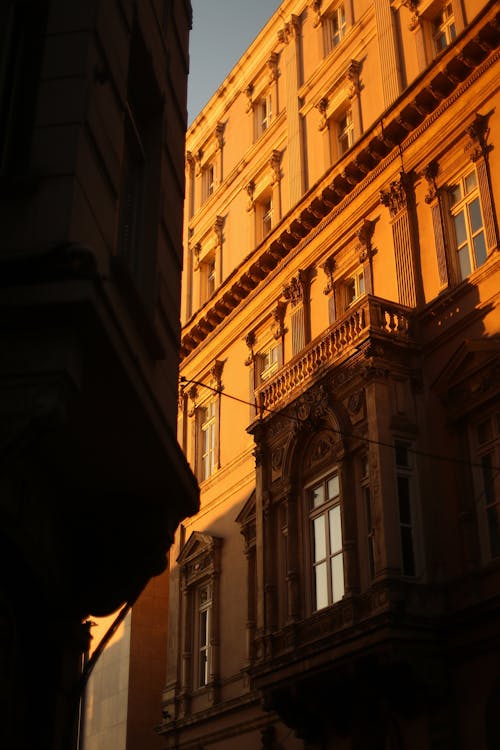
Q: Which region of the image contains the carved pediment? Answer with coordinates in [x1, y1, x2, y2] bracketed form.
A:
[432, 338, 500, 416]
[235, 489, 256, 526]
[177, 531, 220, 566]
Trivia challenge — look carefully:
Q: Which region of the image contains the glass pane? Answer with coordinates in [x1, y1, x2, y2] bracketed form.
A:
[311, 483, 325, 508]
[329, 506, 342, 554]
[458, 245, 471, 279]
[469, 198, 483, 234]
[449, 184, 461, 206]
[199, 611, 208, 647]
[314, 562, 328, 610]
[487, 504, 500, 559]
[327, 475, 339, 499]
[331, 553, 345, 602]
[464, 171, 477, 194]
[364, 486, 372, 527]
[453, 211, 467, 246]
[199, 652, 207, 686]
[473, 231, 487, 268]
[398, 476, 411, 524]
[401, 526, 416, 576]
[313, 515, 326, 561]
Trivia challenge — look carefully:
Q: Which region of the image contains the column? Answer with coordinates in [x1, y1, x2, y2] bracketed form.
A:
[380, 172, 422, 308]
[373, 0, 403, 108]
[280, 14, 305, 206]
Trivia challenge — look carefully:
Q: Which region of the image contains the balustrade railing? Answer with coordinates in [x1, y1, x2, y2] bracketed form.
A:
[255, 295, 413, 413]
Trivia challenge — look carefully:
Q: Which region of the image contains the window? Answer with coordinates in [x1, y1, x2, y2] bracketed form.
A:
[309, 472, 345, 610]
[175, 532, 221, 699]
[197, 583, 212, 687]
[361, 456, 375, 581]
[395, 441, 416, 577]
[474, 412, 500, 561]
[199, 252, 216, 303]
[337, 108, 354, 156]
[199, 400, 216, 481]
[325, 3, 346, 53]
[432, 2, 456, 54]
[255, 94, 272, 138]
[202, 162, 215, 202]
[259, 342, 280, 382]
[257, 195, 273, 240]
[449, 169, 487, 280]
[344, 269, 365, 308]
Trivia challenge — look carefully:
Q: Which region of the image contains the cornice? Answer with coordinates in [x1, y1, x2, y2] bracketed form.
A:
[181, 4, 500, 361]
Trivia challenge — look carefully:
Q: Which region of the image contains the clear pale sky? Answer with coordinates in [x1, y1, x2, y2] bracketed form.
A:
[188, 0, 283, 124]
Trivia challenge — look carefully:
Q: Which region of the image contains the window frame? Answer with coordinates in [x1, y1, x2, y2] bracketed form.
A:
[431, 1, 456, 54]
[307, 469, 345, 612]
[202, 161, 215, 203]
[447, 168, 487, 281]
[323, 2, 347, 56]
[254, 92, 273, 140]
[394, 440, 418, 578]
[196, 397, 217, 482]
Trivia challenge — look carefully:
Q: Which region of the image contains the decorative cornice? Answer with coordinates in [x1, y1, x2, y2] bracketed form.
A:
[246, 180, 256, 211]
[244, 331, 256, 366]
[180, 7, 500, 361]
[270, 150, 282, 185]
[271, 300, 288, 340]
[215, 122, 225, 150]
[347, 60, 362, 99]
[283, 269, 309, 307]
[214, 215, 224, 246]
[321, 257, 336, 295]
[465, 111, 492, 162]
[356, 218, 376, 262]
[268, 52, 279, 83]
[380, 172, 413, 217]
[316, 97, 328, 131]
[423, 159, 439, 204]
[311, 0, 322, 28]
[210, 359, 225, 391]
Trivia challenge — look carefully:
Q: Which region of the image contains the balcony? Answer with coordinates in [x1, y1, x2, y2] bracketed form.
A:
[255, 295, 415, 414]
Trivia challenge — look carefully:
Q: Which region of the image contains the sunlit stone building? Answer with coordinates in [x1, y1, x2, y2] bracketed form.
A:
[161, 0, 500, 748]
[0, 1, 198, 749]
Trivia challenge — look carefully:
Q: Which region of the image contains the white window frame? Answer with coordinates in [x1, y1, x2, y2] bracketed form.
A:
[255, 93, 272, 139]
[308, 471, 345, 611]
[259, 341, 281, 383]
[198, 399, 216, 481]
[202, 161, 215, 202]
[324, 3, 347, 55]
[344, 268, 365, 309]
[337, 107, 354, 156]
[197, 583, 212, 688]
[448, 168, 487, 281]
[432, 2, 456, 54]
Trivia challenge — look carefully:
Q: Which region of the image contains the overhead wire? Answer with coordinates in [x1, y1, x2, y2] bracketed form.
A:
[179, 375, 500, 473]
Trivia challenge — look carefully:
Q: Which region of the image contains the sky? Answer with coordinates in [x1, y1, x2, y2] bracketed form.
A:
[188, 0, 283, 125]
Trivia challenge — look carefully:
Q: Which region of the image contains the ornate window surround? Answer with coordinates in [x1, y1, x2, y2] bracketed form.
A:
[176, 532, 222, 702]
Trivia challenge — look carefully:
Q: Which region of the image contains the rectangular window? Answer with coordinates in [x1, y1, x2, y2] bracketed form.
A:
[361, 456, 375, 580]
[310, 473, 345, 610]
[256, 94, 272, 138]
[197, 584, 212, 687]
[202, 162, 215, 202]
[325, 4, 346, 54]
[260, 342, 280, 382]
[432, 2, 456, 54]
[200, 400, 216, 481]
[338, 108, 354, 156]
[474, 413, 500, 561]
[395, 441, 416, 577]
[262, 197, 273, 237]
[449, 169, 487, 280]
[345, 269, 365, 308]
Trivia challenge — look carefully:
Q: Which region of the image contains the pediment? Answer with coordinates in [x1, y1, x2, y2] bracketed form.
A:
[176, 531, 217, 565]
[433, 338, 500, 415]
[235, 489, 256, 527]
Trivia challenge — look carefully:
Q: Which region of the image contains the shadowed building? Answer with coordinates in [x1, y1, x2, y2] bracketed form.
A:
[0, 1, 198, 749]
[160, 0, 500, 748]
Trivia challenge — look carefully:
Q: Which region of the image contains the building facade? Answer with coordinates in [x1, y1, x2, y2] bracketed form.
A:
[160, 0, 500, 748]
[0, 2, 198, 749]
